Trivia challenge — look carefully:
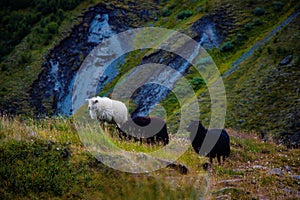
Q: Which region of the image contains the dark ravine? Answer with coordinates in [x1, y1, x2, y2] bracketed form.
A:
[130, 7, 236, 117]
[29, 3, 153, 116]
[28, 3, 234, 117]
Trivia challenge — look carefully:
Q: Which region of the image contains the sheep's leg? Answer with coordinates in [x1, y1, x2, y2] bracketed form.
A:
[104, 122, 109, 133]
[139, 130, 143, 145]
[149, 136, 155, 145]
[209, 156, 213, 164]
[146, 138, 151, 145]
[99, 121, 105, 132]
[100, 121, 106, 133]
[165, 138, 169, 145]
[217, 155, 221, 165]
[133, 136, 139, 143]
[117, 127, 126, 140]
[99, 121, 106, 132]
[127, 133, 132, 141]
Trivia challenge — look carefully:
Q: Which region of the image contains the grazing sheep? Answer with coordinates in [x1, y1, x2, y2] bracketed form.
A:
[186, 120, 230, 164]
[119, 116, 169, 145]
[86, 96, 128, 127]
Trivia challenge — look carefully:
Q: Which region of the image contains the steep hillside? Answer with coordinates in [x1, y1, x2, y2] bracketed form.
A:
[1, 1, 300, 198]
[0, 116, 208, 199]
[208, 129, 300, 199]
[0, 0, 99, 115]
[225, 14, 300, 146]
[0, 116, 299, 199]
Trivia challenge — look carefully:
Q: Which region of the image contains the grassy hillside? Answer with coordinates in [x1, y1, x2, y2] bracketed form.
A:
[0, 116, 207, 199]
[0, 0, 99, 115]
[1, 116, 299, 199]
[1, 0, 300, 199]
[208, 129, 300, 199]
[224, 10, 300, 144]
[1, 0, 299, 116]
[98, 0, 300, 141]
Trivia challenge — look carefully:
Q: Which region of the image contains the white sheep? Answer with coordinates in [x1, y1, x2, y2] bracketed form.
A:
[86, 96, 128, 127]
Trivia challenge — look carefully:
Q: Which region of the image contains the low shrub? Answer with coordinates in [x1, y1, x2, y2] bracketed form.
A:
[162, 7, 171, 17]
[46, 22, 59, 34]
[253, 18, 263, 26]
[220, 41, 234, 52]
[176, 10, 193, 20]
[253, 7, 265, 16]
[244, 18, 263, 30]
[272, 1, 285, 12]
[191, 77, 205, 90]
[18, 52, 32, 64]
[244, 23, 253, 30]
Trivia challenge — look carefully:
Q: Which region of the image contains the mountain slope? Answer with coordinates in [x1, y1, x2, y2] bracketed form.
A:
[1, 1, 300, 199]
[225, 13, 300, 146]
[0, 1, 299, 143]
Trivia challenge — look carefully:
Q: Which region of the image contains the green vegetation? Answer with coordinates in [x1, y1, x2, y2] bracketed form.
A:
[161, 7, 171, 17]
[220, 41, 234, 52]
[190, 77, 206, 91]
[0, 116, 207, 199]
[150, 0, 300, 136]
[272, 1, 285, 12]
[209, 130, 300, 199]
[0, 0, 101, 115]
[224, 13, 300, 142]
[0, 0, 85, 60]
[1, 116, 299, 199]
[176, 10, 193, 20]
[253, 7, 265, 16]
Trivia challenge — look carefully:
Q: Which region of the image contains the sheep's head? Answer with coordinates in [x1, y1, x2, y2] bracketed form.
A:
[186, 120, 205, 133]
[85, 97, 100, 119]
[86, 98, 99, 110]
[187, 120, 207, 139]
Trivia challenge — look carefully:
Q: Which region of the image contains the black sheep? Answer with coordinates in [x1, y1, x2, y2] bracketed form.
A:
[186, 120, 230, 164]
[118, 116, 169, 145]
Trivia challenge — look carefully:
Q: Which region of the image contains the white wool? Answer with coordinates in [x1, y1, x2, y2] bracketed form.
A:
[86, 96, 128, 126]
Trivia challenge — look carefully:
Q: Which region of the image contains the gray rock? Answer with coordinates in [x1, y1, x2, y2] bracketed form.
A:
[253, 165, 267, 170]
[279, 54, 293, 66]
[28, 130, 39, 138]
[290, 131, 300, 148]
[267, 168, 284, 175]
[284, 165, 292, 172]
[283, 187, 292, 194]
[238, 119, 245, 123]
[291, 175, 300, 180]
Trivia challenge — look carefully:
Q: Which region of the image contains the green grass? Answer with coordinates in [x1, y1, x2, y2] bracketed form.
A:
[0, 0, 100, 114]
[0, 115, 208, 199]
[209, 130, 300, 199]
[1, 0, 299, 120]
[224, 13, 300, 141]
[1, 116, 299, 199]
[98, 0, 300, 135]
